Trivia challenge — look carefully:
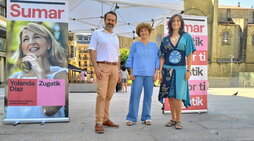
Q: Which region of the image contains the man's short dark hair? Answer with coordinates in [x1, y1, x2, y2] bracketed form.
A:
[104, 11, 117, 22]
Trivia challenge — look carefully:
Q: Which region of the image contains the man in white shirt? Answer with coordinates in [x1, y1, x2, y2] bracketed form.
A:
[89, 11, 121, 134]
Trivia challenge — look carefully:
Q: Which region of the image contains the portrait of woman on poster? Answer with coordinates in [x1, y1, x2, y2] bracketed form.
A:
[6, 22, 68, 119]
[158, 14, 196, 129]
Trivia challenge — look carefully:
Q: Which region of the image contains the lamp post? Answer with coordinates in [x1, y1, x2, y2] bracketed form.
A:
[230, 55, 234, 76]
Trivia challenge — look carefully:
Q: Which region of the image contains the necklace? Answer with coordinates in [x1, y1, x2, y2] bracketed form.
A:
[171, 35, 179, 42]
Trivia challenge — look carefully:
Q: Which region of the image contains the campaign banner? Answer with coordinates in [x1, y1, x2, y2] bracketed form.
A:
[163, 15, 208, 113]
[189, 80, 208, 95]
[7, 0, 68, 23]
[184, 17, 208, 35]
[3, 0, 69, 124]
[192, 50, 208, 65]
[8, 79, 37, 106]
[192, 35, 208, 50]
[37, 79, 65, 106]
[8, 79, 65, 106]
[164, 95, 207, 111]
[189, 65, 208, 80]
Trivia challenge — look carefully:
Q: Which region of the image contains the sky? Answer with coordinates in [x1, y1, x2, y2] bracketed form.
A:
[219, 0, 254, 8]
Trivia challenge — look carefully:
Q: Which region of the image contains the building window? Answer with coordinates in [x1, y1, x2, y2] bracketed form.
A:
[252, 34, 254, 45]
[84, 61, 88, 66]
[0, 4, 6, 17]
[0, 37, 5, 51]
[70, 46, 76, 57]
[222, 32, 230, 45]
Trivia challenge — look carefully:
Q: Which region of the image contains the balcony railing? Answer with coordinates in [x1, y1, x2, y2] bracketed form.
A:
[79, 65, 88, 67]
[78, 57, 90, 60]
[79, 50, 88, 53]
[77, 40, 90, 44]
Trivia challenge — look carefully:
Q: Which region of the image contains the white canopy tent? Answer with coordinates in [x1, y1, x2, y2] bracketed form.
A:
[67, 0, 184, 38]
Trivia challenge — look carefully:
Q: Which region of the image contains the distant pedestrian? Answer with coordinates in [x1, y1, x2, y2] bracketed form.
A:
[121, 66, 129, 92]
[80, 69, 87, 83]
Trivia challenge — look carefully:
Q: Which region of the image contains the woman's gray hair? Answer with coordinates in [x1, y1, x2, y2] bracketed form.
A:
[12, 22, 67, 71]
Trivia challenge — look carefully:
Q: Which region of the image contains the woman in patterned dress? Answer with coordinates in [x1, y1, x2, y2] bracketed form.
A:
[158, 14, 196, 129]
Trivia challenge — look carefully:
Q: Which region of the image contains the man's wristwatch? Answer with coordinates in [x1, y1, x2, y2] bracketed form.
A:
[186, 70, 190, 72]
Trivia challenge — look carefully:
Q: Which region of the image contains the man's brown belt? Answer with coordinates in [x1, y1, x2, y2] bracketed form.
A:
[97, 61, 118, 65]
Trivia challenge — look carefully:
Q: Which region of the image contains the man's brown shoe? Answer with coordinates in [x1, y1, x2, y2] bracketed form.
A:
[95, 124, 104, 134]
[103, 120, 119, 128]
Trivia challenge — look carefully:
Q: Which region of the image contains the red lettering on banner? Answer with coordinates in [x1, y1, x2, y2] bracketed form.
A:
[184, 24, 205, 33]
[48, 9, 57, 19]
[22, 9, 31, 18]
[57, 10, 64, 19]
[32, 8, 48, 18]
[10, 4, 64, 19]
[10, 4, 20, 17]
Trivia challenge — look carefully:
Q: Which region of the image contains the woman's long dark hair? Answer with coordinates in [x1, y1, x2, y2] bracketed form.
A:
[167, 14, 185, 37]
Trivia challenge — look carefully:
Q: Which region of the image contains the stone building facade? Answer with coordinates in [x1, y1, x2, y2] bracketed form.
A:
[184, 0, 254, 87]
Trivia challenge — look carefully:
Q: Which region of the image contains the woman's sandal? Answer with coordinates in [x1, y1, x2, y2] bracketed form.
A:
[165, 120, 176, 127]
[126, 121, 133, 126]
[144, 120, 152, 125]
[175, 121, 183, 129]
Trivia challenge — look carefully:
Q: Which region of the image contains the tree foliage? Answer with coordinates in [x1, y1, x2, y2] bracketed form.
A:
[120, 48, 129, 66]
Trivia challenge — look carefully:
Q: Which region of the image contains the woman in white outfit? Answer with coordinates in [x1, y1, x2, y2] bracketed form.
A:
[121, 66, 129, 92]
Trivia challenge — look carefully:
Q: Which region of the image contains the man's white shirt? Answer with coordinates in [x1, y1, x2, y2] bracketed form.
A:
[89, 27, 120, 62]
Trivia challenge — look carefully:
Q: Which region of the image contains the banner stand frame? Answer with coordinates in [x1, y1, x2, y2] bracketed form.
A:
[2, 118, 70, 125]
[163, 109, 208, 114]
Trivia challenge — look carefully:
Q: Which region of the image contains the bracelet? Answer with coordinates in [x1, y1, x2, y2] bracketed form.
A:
[186, 70, 190, 72]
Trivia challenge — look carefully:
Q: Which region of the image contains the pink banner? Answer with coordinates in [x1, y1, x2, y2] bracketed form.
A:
[191, 35, 207, 50]
[7, 79, 65, 106]
[37, 79, 65, 106]
[189, 80, 208, 95]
